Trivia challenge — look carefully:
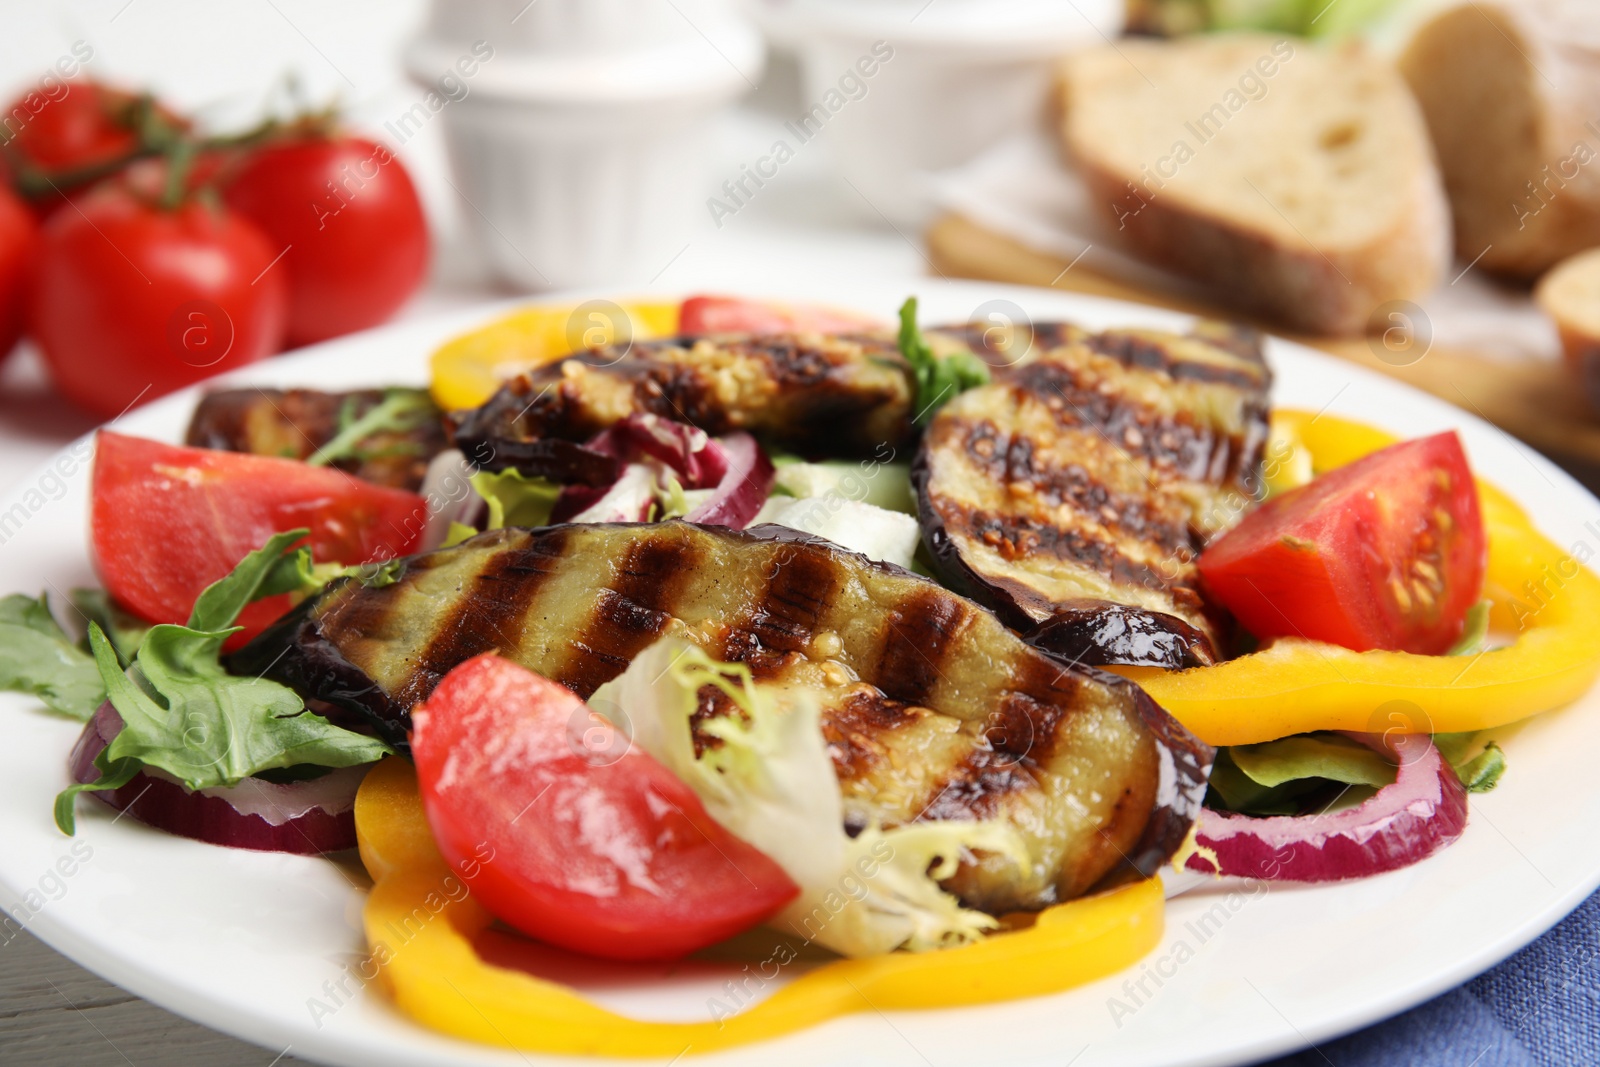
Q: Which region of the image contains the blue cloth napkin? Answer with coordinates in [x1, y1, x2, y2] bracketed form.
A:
[1261, 887, 1600, 1066]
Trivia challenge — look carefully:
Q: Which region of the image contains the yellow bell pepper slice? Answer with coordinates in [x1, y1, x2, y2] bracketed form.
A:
[1117, 411, 1600, 745]
[355, 758, 1164, 1056]
[429, 300, 681, 412]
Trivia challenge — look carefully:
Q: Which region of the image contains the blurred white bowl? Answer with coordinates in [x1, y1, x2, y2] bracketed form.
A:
[756, 0, 1123, 227]
[408, 0, 764, 290]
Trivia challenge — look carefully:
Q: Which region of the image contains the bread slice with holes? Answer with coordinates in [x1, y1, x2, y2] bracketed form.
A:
[1536, 246, 1600, 410]
[1399, 0, 1600, 278]
[1057, 34, 1450, 336]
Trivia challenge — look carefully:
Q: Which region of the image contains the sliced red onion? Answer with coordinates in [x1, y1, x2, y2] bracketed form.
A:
[1186, 733, 1467, 882]
[603, 413, 728, 488]
[419, 449, 486, 550]
[683, 432, 775, 530]
[568, 463, 658, 523]
[581, 414, 729, 487]
[70, 702, 365, 854]
[553, 415, 740, 523]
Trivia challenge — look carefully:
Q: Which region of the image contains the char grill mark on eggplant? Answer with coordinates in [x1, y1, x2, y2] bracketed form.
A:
[560, 533, 699, 698]
[185, 388, 448, 491]
[915, 324, 1272, 668]
[235, 520, 1211, 912]
[447, 332, 916, 465]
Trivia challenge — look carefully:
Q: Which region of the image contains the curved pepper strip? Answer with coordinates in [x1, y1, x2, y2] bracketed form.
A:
[429, 300, 682, 411]
[1117, 411, 1600, 746]
[355, 758, 1164, 1057]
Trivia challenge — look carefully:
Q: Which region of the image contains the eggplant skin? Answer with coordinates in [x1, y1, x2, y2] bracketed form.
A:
[447, 332, 915, 462]
[914, 323, 1272, 667]
[185, 388, 447, 492]
[1023, 600, 1214, 671]
[235, 520, 1211, 912]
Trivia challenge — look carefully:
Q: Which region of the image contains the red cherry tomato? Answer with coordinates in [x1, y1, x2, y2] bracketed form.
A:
[91, 431, 426, 644]
[412, 653, 799, 962]
[679, 295, 881, 335]
[0, 185, 39, 361]
[4, 80, 141, 171]
[30, 185, 288, 419]
[1198, 431, 1487, 655]
[222, 137, 428, 347]
[2, 80, 186, 215]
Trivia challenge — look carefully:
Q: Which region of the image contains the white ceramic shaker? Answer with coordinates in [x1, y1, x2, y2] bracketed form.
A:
[753, 0, 1123, 227]
[406, 0, 766, 289]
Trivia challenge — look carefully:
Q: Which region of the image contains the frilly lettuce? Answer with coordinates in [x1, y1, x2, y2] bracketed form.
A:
[590, 638, 1029, 957]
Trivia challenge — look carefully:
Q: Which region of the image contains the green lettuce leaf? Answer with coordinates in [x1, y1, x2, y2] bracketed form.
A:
[471, 468, 563, 529]
[1230, 733, 1394, 789]
[1446, 601, 1491, 657]
[772, 459, 915, 514]
[1435, 731, 1508, 793]
[898, 297, 989, 426]
[0, 593, 105, 721]
[442, 521, 478, 548]
[1209, 733, 1396, 816]
[592, 638, 1028, 956]
[55, 529, 392, 833]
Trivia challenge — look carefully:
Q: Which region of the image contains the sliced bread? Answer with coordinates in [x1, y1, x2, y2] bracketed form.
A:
[1399, 1, 1600, 279]
[1536, 246, 1600, 410]
[1057, 34, 1450, 336]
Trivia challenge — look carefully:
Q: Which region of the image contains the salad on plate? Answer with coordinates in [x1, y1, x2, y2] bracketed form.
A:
[3, 292, 1594, 1055]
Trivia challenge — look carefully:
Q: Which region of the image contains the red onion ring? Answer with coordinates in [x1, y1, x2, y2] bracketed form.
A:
[1186, 733, 1468, 882]
[69, 702, 365, 854]
[419, 449, 487, 550]
[683, 432, 775, 529]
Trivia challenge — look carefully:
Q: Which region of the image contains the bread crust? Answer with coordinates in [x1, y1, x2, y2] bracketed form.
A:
[1536, 247, 1600, 411]
[1400, 1, 1600, 278]
[1058, 37, 1450, 337]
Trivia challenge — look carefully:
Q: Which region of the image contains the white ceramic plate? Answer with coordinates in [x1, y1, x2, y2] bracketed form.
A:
[3, 278, 1598, 1067]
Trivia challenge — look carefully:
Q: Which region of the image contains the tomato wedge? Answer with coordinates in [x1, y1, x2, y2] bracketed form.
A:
[92, 431, 425, 642]
[1198, 431, 1486, 655]
[678, 295, 881, 335]
[411, 654, 798, 962]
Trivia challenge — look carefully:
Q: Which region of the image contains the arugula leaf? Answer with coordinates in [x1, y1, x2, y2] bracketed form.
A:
[189, 529, 311, 631]
[55, 531, 393, 834]
[0, 593, 105, 721]
[1446, 601, 1491, 657]
[897, 297, 990, 426]
[69, 588, 150, 665]
[470, 468, 562, 529]
[306, 388, 436, 467]
[227, 531, 407, 605]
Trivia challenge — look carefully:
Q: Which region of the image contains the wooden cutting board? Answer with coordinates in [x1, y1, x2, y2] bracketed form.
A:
[927, 213, 1600, 482]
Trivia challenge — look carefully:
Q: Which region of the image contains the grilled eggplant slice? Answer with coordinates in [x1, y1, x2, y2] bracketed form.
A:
[235, 520, 1210, 912]
[449, 332, 915, 465]
[915, 323, 1272, 667]
[186, 387, 448, 491]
